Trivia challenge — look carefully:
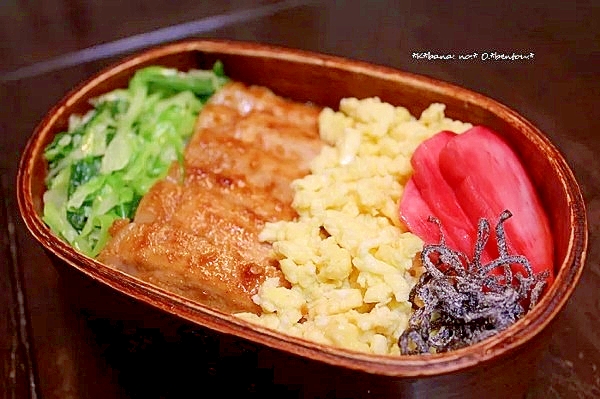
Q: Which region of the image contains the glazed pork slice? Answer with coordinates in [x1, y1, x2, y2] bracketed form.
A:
[98, 82, 323, 314]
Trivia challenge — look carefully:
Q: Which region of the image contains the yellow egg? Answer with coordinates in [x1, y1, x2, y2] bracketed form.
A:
[236, 98, 471, 355]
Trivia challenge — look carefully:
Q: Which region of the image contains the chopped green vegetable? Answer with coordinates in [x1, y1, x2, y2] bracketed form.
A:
[43, 63, 228, 257]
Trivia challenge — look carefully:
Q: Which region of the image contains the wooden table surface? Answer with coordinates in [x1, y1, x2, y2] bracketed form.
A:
[1, 1, 598, 398]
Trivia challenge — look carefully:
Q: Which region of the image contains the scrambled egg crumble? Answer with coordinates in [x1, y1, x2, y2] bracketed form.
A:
[236, 98, 471, 355]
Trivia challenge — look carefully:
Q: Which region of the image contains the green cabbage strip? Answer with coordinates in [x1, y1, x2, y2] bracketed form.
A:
[43, 62, 228, 257]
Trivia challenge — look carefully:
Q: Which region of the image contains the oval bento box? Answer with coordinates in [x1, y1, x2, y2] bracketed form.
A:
[17, 40, 587, 397]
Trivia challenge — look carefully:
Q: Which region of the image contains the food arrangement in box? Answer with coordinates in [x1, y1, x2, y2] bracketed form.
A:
[41, 61, 553, 357]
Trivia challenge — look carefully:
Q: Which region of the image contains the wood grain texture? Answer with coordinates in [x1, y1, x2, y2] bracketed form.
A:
[0, 1, 598, 397]
[0, 174, 38, 399]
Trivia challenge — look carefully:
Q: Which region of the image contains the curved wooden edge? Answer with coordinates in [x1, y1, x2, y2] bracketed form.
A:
[16, 39, 589, 377]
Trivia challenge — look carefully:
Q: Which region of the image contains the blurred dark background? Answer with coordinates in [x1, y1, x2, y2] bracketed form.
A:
[1, 1, 598, 398]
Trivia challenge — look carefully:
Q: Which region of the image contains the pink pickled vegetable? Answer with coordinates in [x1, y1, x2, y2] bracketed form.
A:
[400, 179, 448, 247]
[402, 130, 494, 262]
[400, 126, 554, 284]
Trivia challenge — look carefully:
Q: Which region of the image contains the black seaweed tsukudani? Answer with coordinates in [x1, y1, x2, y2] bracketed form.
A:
[399, 210, 549, 355]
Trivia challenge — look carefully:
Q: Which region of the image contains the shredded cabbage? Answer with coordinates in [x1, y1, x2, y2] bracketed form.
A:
[43, 62, 228, 256]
